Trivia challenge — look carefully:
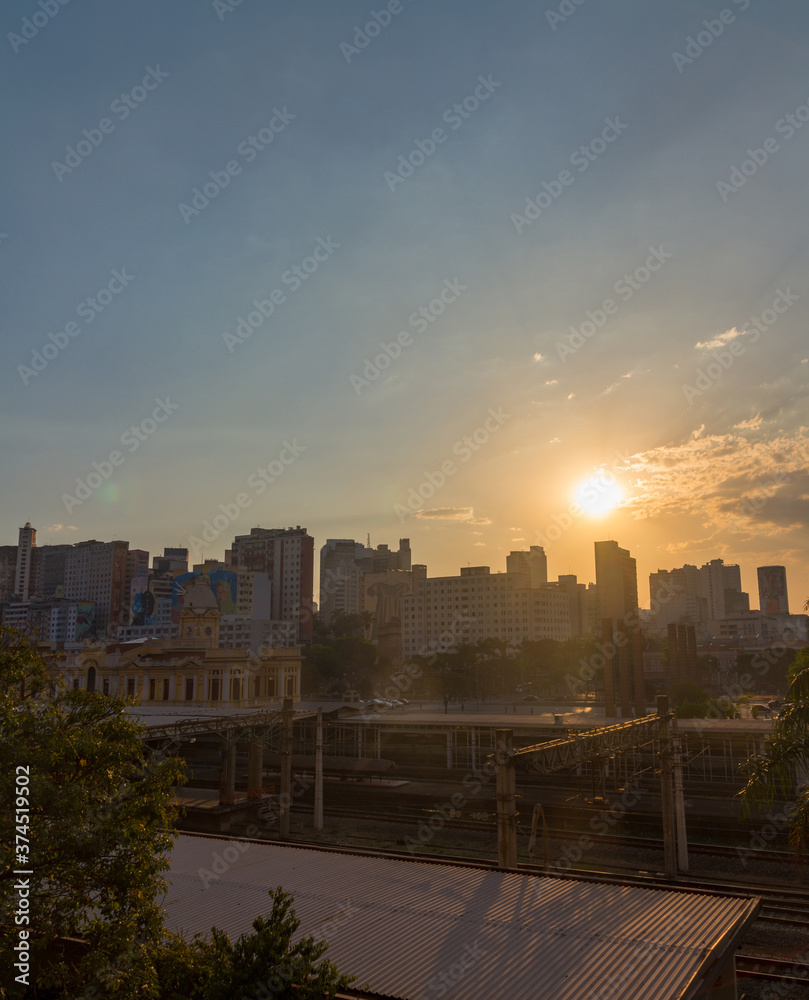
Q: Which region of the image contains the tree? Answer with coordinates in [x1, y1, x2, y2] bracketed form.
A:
[0, 628, 184, 998]
[0, 629, 353, 999]
[156, 887, 354, 999]
[740, 646, 809, 851]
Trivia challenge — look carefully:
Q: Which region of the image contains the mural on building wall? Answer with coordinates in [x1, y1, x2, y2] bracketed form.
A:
[172, 569, 238, 622]
[74, 603, 95, 641]
[760, 568, 787, 615]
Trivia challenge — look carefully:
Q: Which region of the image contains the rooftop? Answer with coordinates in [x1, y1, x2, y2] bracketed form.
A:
[164, 834, 759, 1000]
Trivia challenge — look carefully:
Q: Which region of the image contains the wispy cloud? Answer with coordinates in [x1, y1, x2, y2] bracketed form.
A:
[413, 507, 492, 524]
[694, 327, 744, 351]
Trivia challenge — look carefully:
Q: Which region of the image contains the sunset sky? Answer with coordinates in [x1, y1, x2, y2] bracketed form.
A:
[2, 0, 808, 608]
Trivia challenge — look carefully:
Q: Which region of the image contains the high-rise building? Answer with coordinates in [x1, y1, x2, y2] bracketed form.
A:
[553, 575, 600, 637]
[594, 540, 638, 622]
[63, 539, 129, 635]
[15, 523, 36, 601]
[649, 559, 748, 631]
[506, 546, 547, 587]
[0, 546, 17, 603]
[226, 527, 314, 643]
[401, 558, 570, 658]
[319, 537, 412, 622]
[33, 544, 73, 598]
[758, 566, 789, 615]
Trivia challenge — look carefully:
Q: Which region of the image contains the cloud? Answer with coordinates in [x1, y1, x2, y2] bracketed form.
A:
[621, 426, 809, 538]
[412, 508, 491, 524]
[545, 378, 558, 386]
[533, 352, 547, 363]
[567, 393, 575, 400]
[694, 327, 745, 351]
[733, 414, 763, 430]
[413, 507, 474, 520]
[47, 523, 77, 531]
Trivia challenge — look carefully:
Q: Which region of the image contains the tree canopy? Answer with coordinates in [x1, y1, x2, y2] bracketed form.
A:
[0, 628, 352, 999]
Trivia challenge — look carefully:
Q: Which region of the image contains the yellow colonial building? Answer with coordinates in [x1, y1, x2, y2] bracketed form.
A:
[51, 579, 300, 709]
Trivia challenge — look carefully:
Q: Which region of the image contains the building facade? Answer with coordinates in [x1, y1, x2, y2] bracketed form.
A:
[401, 556, 570, 659]
[594, 540, 638, 622]
[226, 527, 314, 644]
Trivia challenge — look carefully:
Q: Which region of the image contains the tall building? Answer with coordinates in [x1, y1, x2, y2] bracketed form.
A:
[319, 537, 412, 623]
[15, 522, 36, 601]
[33, 544, 73, 598]
[594, 540, 638, 622]
[401, 557, 570, 659]
[553, 575, 600, 637]
[649, 559, 748, 631]
[63, 539, 129, 635]
[0, 545, 17, 603]
[505, 546, 547, 587]
[226, 527, 314, 644]
[758, 566, 789, 615]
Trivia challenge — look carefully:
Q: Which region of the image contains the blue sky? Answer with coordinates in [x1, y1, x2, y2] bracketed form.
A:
[2, 0, 808, 608]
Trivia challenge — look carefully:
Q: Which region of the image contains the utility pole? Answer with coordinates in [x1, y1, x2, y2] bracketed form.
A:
[314, 707, 324, 832]
[496, 729, 517, 869]
[219, 738, 236, 807]
[672, 715, 689, 872]
[657, 695, 677, 877]
[279, 697, 293, 840]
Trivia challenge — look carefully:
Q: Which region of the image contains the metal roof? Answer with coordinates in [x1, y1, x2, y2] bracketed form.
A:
[163, 835, 759, 1000]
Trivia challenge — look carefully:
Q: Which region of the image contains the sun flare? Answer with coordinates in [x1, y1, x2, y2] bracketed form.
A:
[573, 476, 623, 517]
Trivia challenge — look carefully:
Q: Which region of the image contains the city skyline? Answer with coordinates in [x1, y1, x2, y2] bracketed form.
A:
[2, 516, 798, 616]
[2, 2, 808, 613]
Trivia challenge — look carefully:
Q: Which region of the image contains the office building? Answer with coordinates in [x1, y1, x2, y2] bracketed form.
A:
[15, 522, 36, 601]
[401, 551, 569, 658]
[758, 565, 789, 615]
[63, 539, 129, 635]
[594, 540, 638, 622]
[226, 527, 314, 643]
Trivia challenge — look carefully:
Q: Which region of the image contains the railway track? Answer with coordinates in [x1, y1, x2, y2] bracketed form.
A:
[277, 806, 809, 926]
[304, 803, 795, 865]
[736, 954, 809, 984]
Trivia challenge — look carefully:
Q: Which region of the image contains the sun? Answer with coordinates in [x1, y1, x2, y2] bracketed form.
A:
[573, 476, 623, 517]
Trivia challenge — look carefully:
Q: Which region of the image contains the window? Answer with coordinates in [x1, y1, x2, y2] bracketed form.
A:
[149, 678, 156, 701]
[185, 678, 194, 701]
[162, 679, 169, 701]
[210, 678, 220, 701]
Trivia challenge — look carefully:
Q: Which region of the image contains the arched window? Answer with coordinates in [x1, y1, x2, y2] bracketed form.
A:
[86, 665, 96, 693]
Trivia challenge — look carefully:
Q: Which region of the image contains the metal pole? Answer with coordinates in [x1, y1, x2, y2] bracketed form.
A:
[219, 738, 236, 807]
[657, 695, 677, 877]
[314, 707, 324, 833]
[279, 697, 293, 840]
[671, 716, 689, 872]
[496, 729, 517, 869]
[247, 739, 263, 799]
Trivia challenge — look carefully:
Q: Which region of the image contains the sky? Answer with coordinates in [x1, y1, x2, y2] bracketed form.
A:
[2, 0, 808, 610]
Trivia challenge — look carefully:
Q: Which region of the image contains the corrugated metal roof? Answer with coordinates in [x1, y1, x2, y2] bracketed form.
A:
[163, 835, 759, 1000]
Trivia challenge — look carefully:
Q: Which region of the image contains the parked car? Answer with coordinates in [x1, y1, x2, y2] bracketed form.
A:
[522, 694, 539, 703]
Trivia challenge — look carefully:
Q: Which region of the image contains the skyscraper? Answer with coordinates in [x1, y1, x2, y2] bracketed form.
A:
[594, 540, 638, 621]
[226, 526, 314, 643]
[14, 523, 36, 601]
[758, 566, 789, 615]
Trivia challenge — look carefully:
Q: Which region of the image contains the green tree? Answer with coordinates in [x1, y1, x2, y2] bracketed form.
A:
[0, 630, 353, 999]
[740, 646, 809, 850]
[0, 628, 185, 998]
[156, 887, 354, 999]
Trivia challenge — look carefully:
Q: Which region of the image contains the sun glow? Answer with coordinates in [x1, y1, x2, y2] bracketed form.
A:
[573, 476, 623, 517]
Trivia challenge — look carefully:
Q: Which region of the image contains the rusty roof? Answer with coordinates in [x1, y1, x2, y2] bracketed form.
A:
[163, 835, 759, 1000]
